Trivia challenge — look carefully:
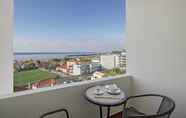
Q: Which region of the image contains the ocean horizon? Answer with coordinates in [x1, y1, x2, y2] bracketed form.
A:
[14, 52, 98, 61]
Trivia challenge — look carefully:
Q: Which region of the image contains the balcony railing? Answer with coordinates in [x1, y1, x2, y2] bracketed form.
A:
[0, 75, 131, 118]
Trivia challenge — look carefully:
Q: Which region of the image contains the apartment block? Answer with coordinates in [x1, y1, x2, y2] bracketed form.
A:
[100, 52, 126, 70]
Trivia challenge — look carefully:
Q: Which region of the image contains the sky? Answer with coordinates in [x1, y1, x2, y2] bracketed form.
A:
[14, 0, 126, 52]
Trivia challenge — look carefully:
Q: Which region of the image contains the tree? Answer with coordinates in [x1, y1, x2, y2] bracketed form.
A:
[103, 68, 122, 77]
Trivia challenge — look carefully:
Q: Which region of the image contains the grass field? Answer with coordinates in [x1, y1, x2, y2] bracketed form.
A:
[14, 69, 58, 86]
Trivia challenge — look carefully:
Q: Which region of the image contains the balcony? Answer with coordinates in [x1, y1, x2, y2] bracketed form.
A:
[0, 75, 132, 118]
[0, 0, 185, 118]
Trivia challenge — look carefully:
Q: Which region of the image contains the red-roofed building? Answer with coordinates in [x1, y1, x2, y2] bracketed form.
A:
[31, 79, 56, 89]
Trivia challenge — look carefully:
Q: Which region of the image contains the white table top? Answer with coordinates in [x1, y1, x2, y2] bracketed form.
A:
[85, 85, 126, 106]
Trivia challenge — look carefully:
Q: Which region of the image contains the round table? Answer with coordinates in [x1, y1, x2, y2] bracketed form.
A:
[84, 85, 126, 118]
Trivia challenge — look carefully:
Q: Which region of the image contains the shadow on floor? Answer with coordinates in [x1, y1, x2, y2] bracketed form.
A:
[111, 112, 122, 118]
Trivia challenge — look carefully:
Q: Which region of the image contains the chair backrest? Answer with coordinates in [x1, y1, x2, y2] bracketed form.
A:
[157, 96, 175, 118]
[124, 94, 175, 118]
[40, 108, 69, 118]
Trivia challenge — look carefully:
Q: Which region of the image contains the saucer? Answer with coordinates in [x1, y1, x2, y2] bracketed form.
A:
[107, 89, 121, 95]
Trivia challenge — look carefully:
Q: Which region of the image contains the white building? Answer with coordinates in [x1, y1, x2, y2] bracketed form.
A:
[100, 52, 126, 70]
[89, 63, 102, 73]
[71, 64, 81, 75]
[118, 52, 127, 70]
[71, 64, 90, 76]
[91, 71, 105, 80]
[100, 54, 117, 69]
[70, 63, 102, 76]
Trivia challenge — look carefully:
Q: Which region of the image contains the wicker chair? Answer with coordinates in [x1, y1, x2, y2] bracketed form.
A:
[40, 108, 69, 118]
[123, 94, 175, 118]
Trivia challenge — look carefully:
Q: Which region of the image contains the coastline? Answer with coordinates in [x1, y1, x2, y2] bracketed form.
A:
[14, 52, 99, 61]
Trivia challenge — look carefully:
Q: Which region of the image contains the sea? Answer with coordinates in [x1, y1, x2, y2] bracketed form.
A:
[14, 52, 97, 61]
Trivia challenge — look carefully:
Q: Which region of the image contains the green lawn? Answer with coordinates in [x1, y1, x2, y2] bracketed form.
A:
[14, 69, 58, 86]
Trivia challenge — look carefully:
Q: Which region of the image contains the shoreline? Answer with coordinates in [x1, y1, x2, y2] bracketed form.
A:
[14, 52, 100, 61]
[14, 52, 98, 55]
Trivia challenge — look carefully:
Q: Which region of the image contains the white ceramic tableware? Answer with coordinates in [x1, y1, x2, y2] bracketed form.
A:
[94, 88, 104, 95]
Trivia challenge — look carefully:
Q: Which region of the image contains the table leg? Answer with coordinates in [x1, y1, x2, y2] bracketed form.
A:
[99, 106, 102, 118]
[123, 102, 127, 118]
[107, 107, 110, 118]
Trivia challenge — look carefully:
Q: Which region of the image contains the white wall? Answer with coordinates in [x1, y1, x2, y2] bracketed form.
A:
[0, 0, 13, 95]
[127, 0, 186, 117]
[0, 76, 131, 118]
